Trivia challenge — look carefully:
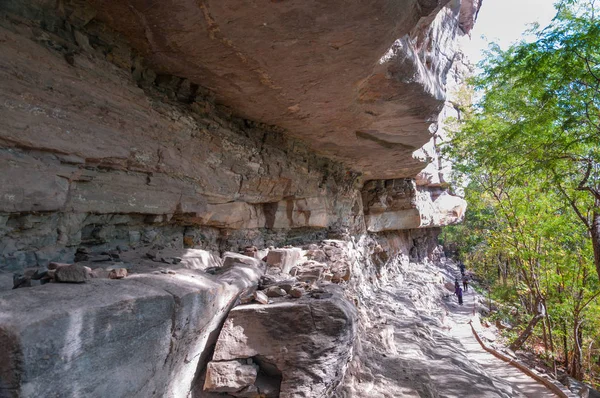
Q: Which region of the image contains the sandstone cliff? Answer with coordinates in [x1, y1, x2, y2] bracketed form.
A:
[0, 0, 470, 271]
[0, 0, 477, 396]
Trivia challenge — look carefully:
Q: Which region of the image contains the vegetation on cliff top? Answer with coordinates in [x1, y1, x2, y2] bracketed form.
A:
[444, 0, 600, 385]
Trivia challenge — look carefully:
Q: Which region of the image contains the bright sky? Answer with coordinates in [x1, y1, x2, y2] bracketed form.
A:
[460, 0, 559, 64]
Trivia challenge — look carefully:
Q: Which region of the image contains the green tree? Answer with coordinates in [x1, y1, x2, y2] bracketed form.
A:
[452, 0, 600, 281]
[442, 169, 600, 379]
[444, 0, 600, 381]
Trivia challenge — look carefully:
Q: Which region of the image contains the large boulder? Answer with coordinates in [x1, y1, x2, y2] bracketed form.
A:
[0, 280, 174, 397]
[0, 261, 263, 397]
[208, 289, 357, 398]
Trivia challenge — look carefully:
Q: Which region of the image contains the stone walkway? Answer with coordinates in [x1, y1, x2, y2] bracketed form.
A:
[445, 276, 559, 398]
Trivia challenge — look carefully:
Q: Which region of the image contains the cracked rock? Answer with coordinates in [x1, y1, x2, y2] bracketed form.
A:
[210, 292, 356, 398]
[203, 360, 258, 394]
[54, 264, 88, 283]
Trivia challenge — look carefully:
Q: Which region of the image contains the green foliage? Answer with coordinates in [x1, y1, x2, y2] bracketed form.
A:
[444, 0, 600, 383]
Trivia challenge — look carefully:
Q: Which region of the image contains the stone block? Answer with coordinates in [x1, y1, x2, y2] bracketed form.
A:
[203, 360, 258, 394]
[253, 290, 269, 304]
[0, 280, 174, 397]
[264, 286, 286, 297]
[211, 291, 356, 398]
[265, 248, 302, 274]
[54, 263, 88, 283]
[222, 252, 264, 271]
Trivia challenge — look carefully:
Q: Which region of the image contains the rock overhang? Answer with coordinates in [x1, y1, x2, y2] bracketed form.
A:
[81, 0, 475, 180]
[0, 0, 477, 274]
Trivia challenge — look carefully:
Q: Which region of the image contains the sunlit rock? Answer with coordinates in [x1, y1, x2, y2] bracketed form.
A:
[363, 179, 466, 231]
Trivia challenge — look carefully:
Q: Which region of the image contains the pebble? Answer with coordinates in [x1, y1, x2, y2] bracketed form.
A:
[265, 286, 287, 297]
[289, 287, 303, 298]
[253, 290, 269, 304]
[108, 268, 128, 279]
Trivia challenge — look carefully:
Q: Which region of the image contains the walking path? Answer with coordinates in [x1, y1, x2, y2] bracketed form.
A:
[444, 268, 564, 398]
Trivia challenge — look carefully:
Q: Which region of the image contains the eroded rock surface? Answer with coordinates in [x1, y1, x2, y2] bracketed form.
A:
[81, 0, 478, 179]
[337, 260, 517, 398]
[206, 290, 356, 398]
[0, 258, 262, 397]
[362, 179, 466, 231]
[1, 0, 479, 181]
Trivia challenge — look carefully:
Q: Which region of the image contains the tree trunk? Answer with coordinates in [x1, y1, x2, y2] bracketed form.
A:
[510, 313, 543, 351]
[570, 320, 583, 380]
[587, 341, 593, 377]
[542, 317, 548, 354]
[563, 321, 569, 370]
[545, 311, 557, 376]
[591, 209, 600, 283]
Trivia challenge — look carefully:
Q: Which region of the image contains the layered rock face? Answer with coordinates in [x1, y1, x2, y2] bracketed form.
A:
[0, 0, 477, 396]
[0, 14, 361, 271]
[80, 0, 470, 180]
[0, 0, 477, 271]
[362, 179, 466, 231]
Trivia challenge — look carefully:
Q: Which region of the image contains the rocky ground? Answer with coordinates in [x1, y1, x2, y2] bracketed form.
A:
[337, 258, 523, 398]
[1, 235, 562, 398]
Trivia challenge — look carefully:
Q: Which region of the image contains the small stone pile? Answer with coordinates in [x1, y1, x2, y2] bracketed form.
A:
[200, 243, 355, 397]
[12, 247, 130, 289]
[13, 262, 90, 288]
[235, 241, 352, 306]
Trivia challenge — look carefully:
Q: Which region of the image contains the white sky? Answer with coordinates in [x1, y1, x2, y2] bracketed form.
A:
[460, 0, 559, 64]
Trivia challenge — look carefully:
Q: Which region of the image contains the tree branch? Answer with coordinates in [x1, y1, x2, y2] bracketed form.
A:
[551, 169, 591, 229]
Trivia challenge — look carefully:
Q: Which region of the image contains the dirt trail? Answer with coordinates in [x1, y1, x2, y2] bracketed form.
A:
[445, 271, 559, 398]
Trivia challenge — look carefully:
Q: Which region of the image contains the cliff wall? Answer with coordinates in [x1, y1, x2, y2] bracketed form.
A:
[0, 0, 470, 272]
[0, 1, 477, 397]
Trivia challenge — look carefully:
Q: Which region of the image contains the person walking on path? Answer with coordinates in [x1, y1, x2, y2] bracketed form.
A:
[459, 262, 466, 277]
[462, 275, 469, 292]
[454, 278, 460, 292]
[455, 284, 463, 305]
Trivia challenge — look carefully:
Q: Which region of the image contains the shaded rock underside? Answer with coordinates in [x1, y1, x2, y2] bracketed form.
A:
[0, 1, 483, 397]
